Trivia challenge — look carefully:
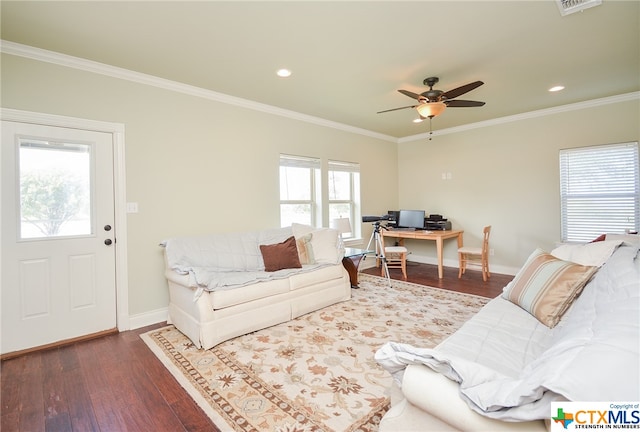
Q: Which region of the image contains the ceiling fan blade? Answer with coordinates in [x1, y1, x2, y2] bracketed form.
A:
[442, 81, 484, 100]
[444, 99, 486, 107]
[377, 104, 418, 114]
[398, 89, 423, 100]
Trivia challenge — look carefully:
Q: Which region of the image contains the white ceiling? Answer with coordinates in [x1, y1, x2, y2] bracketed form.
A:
[1, 1, 639, 139]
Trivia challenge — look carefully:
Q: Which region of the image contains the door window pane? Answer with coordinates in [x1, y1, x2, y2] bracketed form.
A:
[19, 140, 92, 239]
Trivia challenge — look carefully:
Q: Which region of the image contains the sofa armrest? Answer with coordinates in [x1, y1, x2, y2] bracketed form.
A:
[401, 365, 547, 432]
[165, 269, 195, 288]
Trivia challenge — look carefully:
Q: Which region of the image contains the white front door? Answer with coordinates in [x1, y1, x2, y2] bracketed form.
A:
[1, 121, 117, 354]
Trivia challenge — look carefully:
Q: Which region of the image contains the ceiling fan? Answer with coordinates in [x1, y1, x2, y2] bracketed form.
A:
[378, 77, 485, 120]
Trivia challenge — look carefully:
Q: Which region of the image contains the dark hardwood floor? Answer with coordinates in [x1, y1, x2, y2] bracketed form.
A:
[1, 263, 512, 432]
[361, 260, 513, 299]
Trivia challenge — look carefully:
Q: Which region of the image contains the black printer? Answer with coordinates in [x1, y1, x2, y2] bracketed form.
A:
[425, 214, 452, 230]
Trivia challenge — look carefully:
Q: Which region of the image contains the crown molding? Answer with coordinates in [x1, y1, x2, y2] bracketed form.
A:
[2, 40, 637, 145]
[399, 91, 640, 143]
[0, 40, 397, 143]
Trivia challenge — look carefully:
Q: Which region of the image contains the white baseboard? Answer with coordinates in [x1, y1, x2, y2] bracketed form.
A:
[128, 307, 168, 330]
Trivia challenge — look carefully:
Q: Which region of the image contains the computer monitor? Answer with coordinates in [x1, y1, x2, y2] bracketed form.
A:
[398, 210, 425, 229]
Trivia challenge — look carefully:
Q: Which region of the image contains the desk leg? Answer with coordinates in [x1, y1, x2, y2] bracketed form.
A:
[436, 238, 444, 278]
[342, 255, 364, 288]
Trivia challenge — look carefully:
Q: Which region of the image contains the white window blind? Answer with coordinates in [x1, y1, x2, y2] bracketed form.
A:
[279, 154, 321, 170]
[560, 142, 639, 242]
[328, 160, 360, 173]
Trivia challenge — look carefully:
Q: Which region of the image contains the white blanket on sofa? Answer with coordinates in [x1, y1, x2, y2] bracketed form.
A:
[376, 244, 640, 421]
[162, 226, 336, 296]
[163, 227, 293, 273]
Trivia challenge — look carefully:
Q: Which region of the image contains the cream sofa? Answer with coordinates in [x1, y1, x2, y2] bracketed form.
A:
[376, 235, 640, 431]
[162, 225, 351, 350]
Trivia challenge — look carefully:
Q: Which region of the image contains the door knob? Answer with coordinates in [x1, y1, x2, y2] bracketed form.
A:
[104, 224, 112, 231]
[104, 239, 113, 246]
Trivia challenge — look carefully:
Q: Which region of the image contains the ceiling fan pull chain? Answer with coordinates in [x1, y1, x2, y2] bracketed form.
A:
[429, 117, 433, 141]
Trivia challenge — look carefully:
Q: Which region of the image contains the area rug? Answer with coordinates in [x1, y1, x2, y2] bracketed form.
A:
[141, 274, 490, 432]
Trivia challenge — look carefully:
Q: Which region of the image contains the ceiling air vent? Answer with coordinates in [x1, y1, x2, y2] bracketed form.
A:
[556, 0, 602, 16]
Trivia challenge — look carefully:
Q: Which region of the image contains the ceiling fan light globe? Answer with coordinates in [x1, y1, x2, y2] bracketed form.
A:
[416, 102, 446, 118]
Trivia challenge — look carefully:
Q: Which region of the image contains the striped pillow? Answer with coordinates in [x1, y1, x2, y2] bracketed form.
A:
[503, 248, 598, 328]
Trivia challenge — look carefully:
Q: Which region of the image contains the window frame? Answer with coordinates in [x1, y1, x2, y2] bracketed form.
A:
[328, 160, 361, 240]
[559, 141, 640, 243]
[279, 154, 321, 228]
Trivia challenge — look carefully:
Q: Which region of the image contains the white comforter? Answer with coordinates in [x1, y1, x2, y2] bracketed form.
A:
[376, 243, 640, 421]
[162, 227, 330, 293]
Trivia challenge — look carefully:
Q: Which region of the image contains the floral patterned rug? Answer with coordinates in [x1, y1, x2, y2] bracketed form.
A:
[141, 274, 490, 432]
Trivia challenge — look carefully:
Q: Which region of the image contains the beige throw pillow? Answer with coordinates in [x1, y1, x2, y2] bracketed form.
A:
[503, 248, 598, 328]
[295, 233, 315, 265]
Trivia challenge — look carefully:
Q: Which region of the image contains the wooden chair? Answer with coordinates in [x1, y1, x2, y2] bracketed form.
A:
[458, 225, 491, 282]
[383, 246, 408, 280]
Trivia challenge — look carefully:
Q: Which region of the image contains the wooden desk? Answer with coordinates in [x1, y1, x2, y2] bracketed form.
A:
[381, 229, 464, 279]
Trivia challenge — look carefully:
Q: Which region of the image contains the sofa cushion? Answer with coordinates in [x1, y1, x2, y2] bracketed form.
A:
[550, 239, 622, 266]
[260, 236, 302, 272]
[502, 248, 597, 328]
[604, 232, 640, 246]
[289, 263, 345, 291]
[206, 276, 291, 309]
[292, 223, 343, 264]
[310, 228, 341, 263]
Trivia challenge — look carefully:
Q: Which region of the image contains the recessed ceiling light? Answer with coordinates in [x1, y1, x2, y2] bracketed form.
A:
[413, 118, 424, 123]
[549, 85, 565, 92]
[277, 69, 292, 78]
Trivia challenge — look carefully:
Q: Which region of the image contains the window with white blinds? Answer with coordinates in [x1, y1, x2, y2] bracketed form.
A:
[559, 142, 639, 242]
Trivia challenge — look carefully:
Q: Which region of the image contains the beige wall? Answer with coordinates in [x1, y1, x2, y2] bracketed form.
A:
[397, 100, 639, 273]
[1, 54, 399, 318]
[2, 53, 639, 321]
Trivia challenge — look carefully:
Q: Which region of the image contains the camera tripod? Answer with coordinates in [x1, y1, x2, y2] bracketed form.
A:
[364, 221, 391, 287]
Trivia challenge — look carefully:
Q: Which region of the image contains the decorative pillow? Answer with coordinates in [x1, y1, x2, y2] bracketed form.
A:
[291, 223, 315, 238]
[604, 233, 640, 246]
[291, 223, 341, 264]
[259, 236, 302, 272]
[503, 248, 598, 328]
[590, 234, 607, 243]
[295, 233, 315, 265]
[550, 239, 623, 267]
[308, 228, 340, 264]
